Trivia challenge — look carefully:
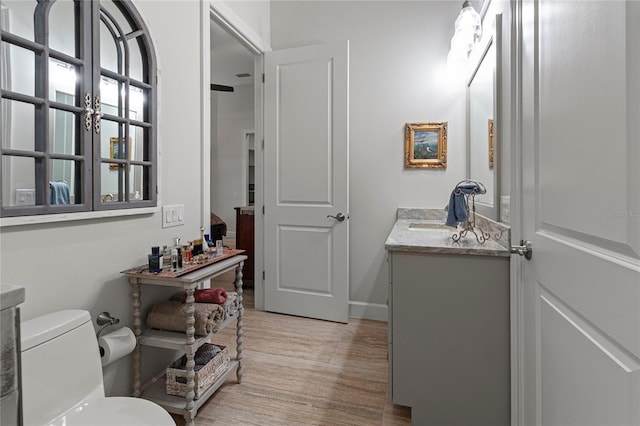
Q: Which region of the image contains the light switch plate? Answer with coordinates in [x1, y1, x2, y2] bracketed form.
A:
[162, 204, 185, 228]
[16, 189, 36, 206]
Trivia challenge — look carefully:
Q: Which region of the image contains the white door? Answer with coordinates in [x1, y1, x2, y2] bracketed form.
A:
[520, 1, 640, 424]
[263, 41, 349, 323]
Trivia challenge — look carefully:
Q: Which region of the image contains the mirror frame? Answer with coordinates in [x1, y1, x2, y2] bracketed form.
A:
[466, 13, 502, 220]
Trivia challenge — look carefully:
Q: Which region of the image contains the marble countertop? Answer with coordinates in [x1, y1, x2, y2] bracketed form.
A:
[1, 284, 25, 310]
[385, 208, 511, 257]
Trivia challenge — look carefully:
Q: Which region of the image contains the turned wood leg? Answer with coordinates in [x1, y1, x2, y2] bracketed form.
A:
[184, 287, 196, 424]
[130, 280, 142, 397]
[235, 261, 244, 383]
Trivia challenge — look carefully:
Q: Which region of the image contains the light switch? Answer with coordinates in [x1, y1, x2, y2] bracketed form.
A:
[162, 204, 185, 228]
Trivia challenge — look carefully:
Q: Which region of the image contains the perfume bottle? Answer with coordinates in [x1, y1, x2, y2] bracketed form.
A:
[148, 246, 161, 273]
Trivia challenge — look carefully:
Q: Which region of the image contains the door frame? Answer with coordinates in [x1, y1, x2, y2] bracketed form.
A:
[207, 2, 267, 310]
[509, 1, 525, 424]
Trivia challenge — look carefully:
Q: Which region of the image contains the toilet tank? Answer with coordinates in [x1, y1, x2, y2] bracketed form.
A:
[21, 310, 105, 425]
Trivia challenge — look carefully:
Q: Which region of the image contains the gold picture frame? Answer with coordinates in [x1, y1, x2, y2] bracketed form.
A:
[109, 137, 130, 170]
[404, 122, 447, 169]
[488, 118, 495, 170]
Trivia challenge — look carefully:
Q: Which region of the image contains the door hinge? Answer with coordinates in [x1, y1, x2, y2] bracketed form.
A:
[262, 205, 265, 215]
[262, 73, 265, 83]
[262, 270, 265, 280]
[261, 139, 264, 149]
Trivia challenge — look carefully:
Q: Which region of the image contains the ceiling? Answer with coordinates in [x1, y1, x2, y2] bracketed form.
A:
[210, 20, 255, 88]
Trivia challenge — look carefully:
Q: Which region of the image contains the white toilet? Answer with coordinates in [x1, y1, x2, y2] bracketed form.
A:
[20, 309, 175, 426]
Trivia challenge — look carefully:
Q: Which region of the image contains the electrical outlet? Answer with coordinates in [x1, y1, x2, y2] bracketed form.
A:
[16, 189, 36, 206]
[500, 196, 510, 224]
[162, 204, 185, 228]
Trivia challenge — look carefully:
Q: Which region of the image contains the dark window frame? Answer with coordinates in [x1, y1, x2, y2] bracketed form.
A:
[0, 0, 157, 218]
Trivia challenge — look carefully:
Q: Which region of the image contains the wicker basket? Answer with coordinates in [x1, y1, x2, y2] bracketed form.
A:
[166, 344, 230, 399]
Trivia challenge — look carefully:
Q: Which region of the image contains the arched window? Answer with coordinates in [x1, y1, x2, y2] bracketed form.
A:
[0, 0, 157, 217]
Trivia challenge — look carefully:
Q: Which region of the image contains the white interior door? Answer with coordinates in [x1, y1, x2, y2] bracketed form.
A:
[520, 1, 640, 424]
[263, 41, 349, 323]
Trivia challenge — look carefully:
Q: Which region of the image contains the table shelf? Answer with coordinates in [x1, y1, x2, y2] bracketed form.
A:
[125, 253, 247, 426]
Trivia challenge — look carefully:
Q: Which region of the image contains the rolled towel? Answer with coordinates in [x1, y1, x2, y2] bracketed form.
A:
[179, 288, 228, 304]
[147, 301, 225, 336]
[191, 344, 222, 366]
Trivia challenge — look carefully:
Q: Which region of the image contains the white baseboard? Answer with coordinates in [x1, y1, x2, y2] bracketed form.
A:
[349, 300, 388, 322]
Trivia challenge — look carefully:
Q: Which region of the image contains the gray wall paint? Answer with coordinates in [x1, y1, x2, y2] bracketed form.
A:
[0, 0, 207, 396]
[270, 1, 467, 314]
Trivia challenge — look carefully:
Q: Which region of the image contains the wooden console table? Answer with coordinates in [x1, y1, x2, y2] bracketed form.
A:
[123, 251, 247, 426]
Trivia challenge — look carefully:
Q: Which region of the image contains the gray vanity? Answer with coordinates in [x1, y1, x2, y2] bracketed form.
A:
[1, 284, 25, 426]
[385, 209, 510, 426]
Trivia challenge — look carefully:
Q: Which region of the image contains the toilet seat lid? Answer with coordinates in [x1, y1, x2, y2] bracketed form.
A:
[61, 397, 174, 426]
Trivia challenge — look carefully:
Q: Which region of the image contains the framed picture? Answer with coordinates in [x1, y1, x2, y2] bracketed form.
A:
[488, 118, 495, 170]
[109, 137, 130, 170]
[404, 122, 447, 169]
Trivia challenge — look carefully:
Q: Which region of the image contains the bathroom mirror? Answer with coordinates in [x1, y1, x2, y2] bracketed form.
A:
[1, 0, 148, 208]
[466, 15, 501, 220]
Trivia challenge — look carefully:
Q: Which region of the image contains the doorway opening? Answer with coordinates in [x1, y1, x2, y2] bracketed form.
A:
[209, 16, 261, 289]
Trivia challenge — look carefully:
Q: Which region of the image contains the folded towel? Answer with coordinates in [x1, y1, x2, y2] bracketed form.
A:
[181, 288, 227, 305]
[445, 183, 481, 227]
[49, 181, 70, 205]
[147, 301, 225, 336]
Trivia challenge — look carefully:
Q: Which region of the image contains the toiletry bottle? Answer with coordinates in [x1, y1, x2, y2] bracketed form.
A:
[171, 247, 178, 272]
[148, 246, 161, 273]
[162, 245, 171, 270]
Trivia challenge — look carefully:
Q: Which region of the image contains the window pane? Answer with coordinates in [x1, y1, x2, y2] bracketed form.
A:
[129, 37, 144, 82]
[129, 164, 146, 201]
[1, 99, 35, 150]
[49, 59, 77, 104]
[99, 13, 120, 75]
[1, 44, 35, 96]
[100, 119, 121, 158]
[50, 159, 77, 204]
[101, 162, 122, 202]
[49, 108, 76, 155]
[130, 125, 146, 162]
[48, 0, 76, 57]
[100, 1, 132, 36]
[0, 1, 37, 42]
[2, 155, 41, 206]
[129, 85, 144, 121]
[100, 75, 120, 115]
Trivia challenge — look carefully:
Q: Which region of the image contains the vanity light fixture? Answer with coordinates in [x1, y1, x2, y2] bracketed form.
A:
[446, 0, 482, 70]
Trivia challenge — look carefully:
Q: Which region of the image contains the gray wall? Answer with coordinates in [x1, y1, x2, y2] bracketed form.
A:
[0, 0, 208, 396]
[270, 0, 467, 318]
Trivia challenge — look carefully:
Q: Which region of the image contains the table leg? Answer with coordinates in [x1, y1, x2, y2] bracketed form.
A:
[234, 261, 244, 383]
[183, 287, 196, 425]
[130, 280, 142, 397]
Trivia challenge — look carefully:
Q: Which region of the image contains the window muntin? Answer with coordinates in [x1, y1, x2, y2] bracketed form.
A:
[0, 0, 156, 216]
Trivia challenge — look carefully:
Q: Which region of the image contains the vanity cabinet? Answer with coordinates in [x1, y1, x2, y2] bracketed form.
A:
[124, 253, 247, 426]
[387, 251, 510, 425]
[0, 285, 25, 426]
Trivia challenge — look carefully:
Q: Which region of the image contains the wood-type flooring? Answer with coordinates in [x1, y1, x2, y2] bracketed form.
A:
[169, 269, 411, 426]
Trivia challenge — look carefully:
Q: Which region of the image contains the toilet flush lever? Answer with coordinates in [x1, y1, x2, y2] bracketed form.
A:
[327, 212, 346, 222]
[511, 240, 533, 260]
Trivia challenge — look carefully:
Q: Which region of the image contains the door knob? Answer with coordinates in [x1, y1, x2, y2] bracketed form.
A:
[327, 212, 346, 222]
[511, 240, 533, 260]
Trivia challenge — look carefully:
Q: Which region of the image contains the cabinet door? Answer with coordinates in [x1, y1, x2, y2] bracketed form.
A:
[391, 252, 510, 425]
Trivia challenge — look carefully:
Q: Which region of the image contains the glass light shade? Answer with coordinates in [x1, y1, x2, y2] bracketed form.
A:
[454, 1, 482, 53]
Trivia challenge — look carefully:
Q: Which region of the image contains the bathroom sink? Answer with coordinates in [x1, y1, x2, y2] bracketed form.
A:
[408, 222, 451, 231]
